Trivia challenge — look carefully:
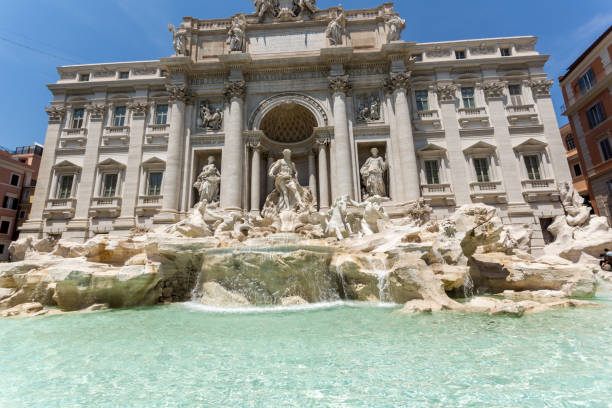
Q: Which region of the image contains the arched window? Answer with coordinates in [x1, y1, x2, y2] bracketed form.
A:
[565, 134, 576, 151]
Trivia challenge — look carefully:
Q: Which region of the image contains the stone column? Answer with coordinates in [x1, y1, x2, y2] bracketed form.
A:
[116, 101, 148, 231]
[529, 79, 572, 183]
[316, 137, 330, 210]
[220, 81, 246, 210]
[68, 100, 107, 241]
[19, 106, 66, 238]
[435, 83, 472, 205]
[308, 149, 317, 201]
[249, 141, 262, 214]
[483, 82, 525, 205]
[387, 72, 420, 202]
[156, 85, 189, 223]
[329, 75, 354, 199]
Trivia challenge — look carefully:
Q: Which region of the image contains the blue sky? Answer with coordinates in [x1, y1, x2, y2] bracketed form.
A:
[1, 0, 611, 149]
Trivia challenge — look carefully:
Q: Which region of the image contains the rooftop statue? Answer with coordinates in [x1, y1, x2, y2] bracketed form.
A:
[194, 156, 221, 206]
[326, 8, 346, 46]
[252, 0, 280, 22]
[385, 14, 406, 42]
[360, 147, 387, 199]
[227, 15, 247, 52]
[293, 0, 317, 16]
[168, 24, 187, 56]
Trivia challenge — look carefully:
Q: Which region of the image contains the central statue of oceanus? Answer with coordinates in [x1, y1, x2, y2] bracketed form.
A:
[262, 149, 315, 218]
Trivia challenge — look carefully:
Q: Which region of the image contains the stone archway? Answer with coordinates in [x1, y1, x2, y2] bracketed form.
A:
[249, 93, 329, 131]
[260, 103, 318, 145]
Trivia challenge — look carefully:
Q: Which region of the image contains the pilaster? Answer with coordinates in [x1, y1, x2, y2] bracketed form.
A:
[329, 75, 354, 199]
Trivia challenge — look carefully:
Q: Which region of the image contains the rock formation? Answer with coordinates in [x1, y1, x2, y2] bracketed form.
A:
[2, 184, 611, 318]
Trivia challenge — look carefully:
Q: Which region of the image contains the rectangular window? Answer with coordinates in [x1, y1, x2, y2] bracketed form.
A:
[0, 221, 10, 235]
[586, 102, 606, 129]
[1, 196, 16, 210]
[461, 87, 475, 108]
[578, 68, 596, 94]
[113, 106, 127, 127]
[473, 158, 490, 182]
[415, 91, 429, 111]
[411, 53, 423, 62]
[508, 85, 523, 105]
[79, 74, 89, 82]
[455, 50, 466, 60]
[155, 105, 168, 125]
[565, 134, 576, 151]
[10, 174, 20, 186]
[57, 175, 74, 199]
[147, 172, 163, 196]
[573, 163, 582, 177]
[500, 48, 511, 57]
[0, 245, 4, 254]
[102, 173, 118, 197]
[23, 190, 30, 201]
[424, 160, 440, 185]
[524, 155, 542, 180]
[600, 138, 612, 161]
[119, 71, 129, 79]
[72, 108, 85, 128]
[18, 211, 26, 219]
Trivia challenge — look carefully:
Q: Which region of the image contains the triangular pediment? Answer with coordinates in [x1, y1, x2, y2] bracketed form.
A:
[141, 157, 166, 168]
[463, 141, 496, 153]
[513, 138, 548, 152]
[53, 160, 81, 170]
[98, 158, 125, 168]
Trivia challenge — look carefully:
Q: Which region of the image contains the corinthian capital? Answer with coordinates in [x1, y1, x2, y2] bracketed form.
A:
[45, 106, 66, 122]
[86, 104, 107, 117]
[388, 72, 412, 93]
[434, 84, 458, 103]
[328, 75, 351, 95]
[527, 79, 554, 97]
[128, 102, 150, 116]
[224, 80, 247, 101]
[482, 81, 506, 99]
[166, 84, 192, 103]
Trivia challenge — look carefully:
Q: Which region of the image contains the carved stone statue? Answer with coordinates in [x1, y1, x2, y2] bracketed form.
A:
[352, 196, 390, 236]
[357, 96, 381, 123]
[194, 156, 221, 205]
[326, 195, 354, 240]
[360, 148, 387, 199]
[559, 182, 591, 227]
[326, 8, 345, 46]
[227, 15, 247, 52]
[293, 0, 317, 16]
[269, 149, 304, 211]
[199, 102, 223, 130]
[385, 15, 406, 42]
[168, 24, 187, 56]
[253, 0, 279, 22]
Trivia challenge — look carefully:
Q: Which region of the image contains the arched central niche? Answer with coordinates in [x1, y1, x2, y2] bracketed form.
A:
[260, 103, 317, 144]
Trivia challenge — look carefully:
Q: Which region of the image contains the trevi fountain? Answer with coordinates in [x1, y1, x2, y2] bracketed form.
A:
[2, 1, 612, 406]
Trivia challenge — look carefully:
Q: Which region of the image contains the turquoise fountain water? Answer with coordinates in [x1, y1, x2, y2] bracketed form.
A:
[1, 291, 612, 407]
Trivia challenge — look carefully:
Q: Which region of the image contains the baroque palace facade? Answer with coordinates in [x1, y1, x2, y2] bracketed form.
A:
[21, 1, 571, 251]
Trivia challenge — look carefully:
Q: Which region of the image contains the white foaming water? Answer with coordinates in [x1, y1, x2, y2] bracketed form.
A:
[181, 300, 399, 314]
[364, 255, 391, 303]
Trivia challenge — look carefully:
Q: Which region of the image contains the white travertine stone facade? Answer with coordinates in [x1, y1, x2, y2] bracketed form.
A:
[20, 2, 570, 253]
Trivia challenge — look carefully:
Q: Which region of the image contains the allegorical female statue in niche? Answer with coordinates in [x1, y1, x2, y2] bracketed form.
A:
[360, 147, 387, 199]
[194, 156, 221, 205]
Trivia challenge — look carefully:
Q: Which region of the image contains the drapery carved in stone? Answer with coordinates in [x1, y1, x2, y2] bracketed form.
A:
[227, 15, 247, 52]
[325, 8, 346, 46]
[168, 24, 187, 56]
[252, 0, 280, 22]
[434, 84, 458, 102]
[527, 79, 554, 97]
[385, 14, 405, 42]
[293, 0, 317, 16]
[328, 75, 351, 95]
[483, 82, 506, 98]
[224, 81, 247, 101]
[45, 106, 66, 122]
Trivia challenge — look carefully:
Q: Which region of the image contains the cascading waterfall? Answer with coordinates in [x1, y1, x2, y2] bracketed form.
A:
[190, 269, 204, 302]
[365, 256, 392, 303]
[463, 270, 474, 299]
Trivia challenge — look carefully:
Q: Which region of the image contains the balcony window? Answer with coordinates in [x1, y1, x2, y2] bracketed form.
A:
[113, 106, 127, 127]
[455, 50, 466, 60]
[500, 48, 511, 57]
[102, 173, 118, 197]
[573, 163, 582, 177]
[473, 158, 491, 182]
[147, 172, 163, 196]
[72, 108, 85, 129]
[461, 87, 476, 109]
[415, 90, 429, 112]
[508, 85, 523, 106]
[57, 175, 74, 199]
[578, 68, 596, 94]
[155, 104, 168, 125]
[424, 160, 440, 185]
[524, 155, 542, 180]
[600, 138, 612, 161]
[565, 134, 576, 151]
[586, 101, 606, 129]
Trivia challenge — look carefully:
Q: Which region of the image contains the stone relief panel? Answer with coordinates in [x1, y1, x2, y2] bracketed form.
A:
[248, 27, 326, 54]
[197, 101, 224, 131]
[355, 93, 382, 124]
